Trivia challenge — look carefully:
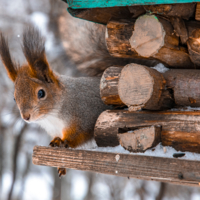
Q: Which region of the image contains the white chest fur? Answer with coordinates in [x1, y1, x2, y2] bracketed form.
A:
[35, 113, 66, 138]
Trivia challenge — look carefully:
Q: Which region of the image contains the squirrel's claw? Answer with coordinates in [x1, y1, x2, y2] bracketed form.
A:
[49, 137, 63, 147]
[58, 168, 66, 178]
[63, 139, 69, 148]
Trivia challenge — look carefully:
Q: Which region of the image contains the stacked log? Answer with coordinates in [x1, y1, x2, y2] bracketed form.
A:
[106, 15, 198, 69]
[94, 110, 200, 153]
[101, 63, 200, 110]
[68, 3, 200, 69]
[97, 63, 200, 153]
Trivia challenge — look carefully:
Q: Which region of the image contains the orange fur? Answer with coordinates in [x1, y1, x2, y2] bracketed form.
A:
[62, 124, 92, 148]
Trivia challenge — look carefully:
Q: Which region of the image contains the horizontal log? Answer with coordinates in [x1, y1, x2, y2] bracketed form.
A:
[106, 16, 194, 69]
[33, 146, 200, 187]
[100, 65, 200, 109]
[144, 3, 196, 20]
[94, 110, 200, 153]
[164, 69, 200, 106]
[67, 7, 133, 25]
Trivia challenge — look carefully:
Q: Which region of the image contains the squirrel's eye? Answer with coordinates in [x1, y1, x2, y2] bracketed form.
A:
[38, 89, 45, 99]
[13, 98, 15, 102]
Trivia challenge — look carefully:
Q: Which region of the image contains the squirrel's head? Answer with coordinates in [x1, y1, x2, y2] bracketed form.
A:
[0, 27, 62, 123]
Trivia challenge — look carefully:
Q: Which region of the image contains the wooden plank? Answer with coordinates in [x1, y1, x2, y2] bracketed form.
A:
[65, 0, 199, 9]
[195, 3, 200, 21]
[33, 146, 200, 187]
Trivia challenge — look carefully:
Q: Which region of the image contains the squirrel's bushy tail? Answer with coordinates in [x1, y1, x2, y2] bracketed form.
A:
[58, 11, 158, 76]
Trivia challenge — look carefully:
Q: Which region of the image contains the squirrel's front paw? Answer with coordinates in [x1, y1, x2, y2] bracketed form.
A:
[49, 137, 69, 148]
[49, 137, 64, 147]
[58, 168, 66, 178]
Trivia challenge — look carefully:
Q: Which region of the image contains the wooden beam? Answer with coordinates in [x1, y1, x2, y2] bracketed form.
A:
[33, 146, 200, 187]
[67, 7, 133, 25]
[65, 0, 198, 9]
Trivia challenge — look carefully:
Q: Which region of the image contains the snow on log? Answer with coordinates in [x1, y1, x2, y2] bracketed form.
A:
[94, 110, 200, 153]
[117, 126, 161, 152]
[106, 15, 194, 69]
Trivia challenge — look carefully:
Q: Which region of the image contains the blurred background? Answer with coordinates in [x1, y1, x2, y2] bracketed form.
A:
[1, 0, 200, 199]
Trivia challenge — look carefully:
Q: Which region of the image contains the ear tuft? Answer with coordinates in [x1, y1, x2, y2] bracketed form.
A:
[0, 32, 18, 82]
[22, 26, 45, 66]
[22, 26, 51, 79]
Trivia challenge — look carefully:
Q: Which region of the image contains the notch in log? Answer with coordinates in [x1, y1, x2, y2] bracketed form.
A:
[106, 15, 194, 69]
[94, 110, 200, 153]
[117, 126, 161, 152]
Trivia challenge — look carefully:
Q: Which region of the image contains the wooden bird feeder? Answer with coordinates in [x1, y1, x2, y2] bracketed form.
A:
[33, 1, 200, 187]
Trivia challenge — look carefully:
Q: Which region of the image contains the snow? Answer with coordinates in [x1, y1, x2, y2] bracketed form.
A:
[151, 63, 169, 73]
[71, 172, 88, 200]
[30, 12, 54, 52]
[171, 106, 200, 111]
[92, 143, 200, 161]
[23, 173, 52, 200]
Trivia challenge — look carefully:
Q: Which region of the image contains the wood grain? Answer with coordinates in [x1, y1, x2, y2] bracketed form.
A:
[195, 3, 200, 21]
[33, 146, 200, 187]
[94, 110, 200, 153]
[100, 66, 124, 106]
[170, 17, 188, 45]
[144, 3, 196, 20]
[118, 63, 168, 110]
[117, 126, 161, 152]
[106, 18, 194, 69]
[67, 7, 133, 25]
[164, 69, 200, 106]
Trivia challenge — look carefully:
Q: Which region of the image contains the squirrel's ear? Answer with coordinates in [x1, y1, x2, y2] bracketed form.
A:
[22, 26, 54, 83]
[0, 33, 18, 82]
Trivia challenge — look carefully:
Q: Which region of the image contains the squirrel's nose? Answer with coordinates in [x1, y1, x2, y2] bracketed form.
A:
[22, 113, 30, 121]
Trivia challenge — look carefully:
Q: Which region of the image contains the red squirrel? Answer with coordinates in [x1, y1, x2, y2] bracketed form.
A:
[0, 27, 110, 177]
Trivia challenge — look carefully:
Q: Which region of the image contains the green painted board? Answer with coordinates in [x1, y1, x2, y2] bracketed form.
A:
[65, 0, 200, 9]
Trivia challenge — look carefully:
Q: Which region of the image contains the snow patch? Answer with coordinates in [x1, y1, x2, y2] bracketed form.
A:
[151, 63, 169, 73]
[93, 143, 200, 161]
